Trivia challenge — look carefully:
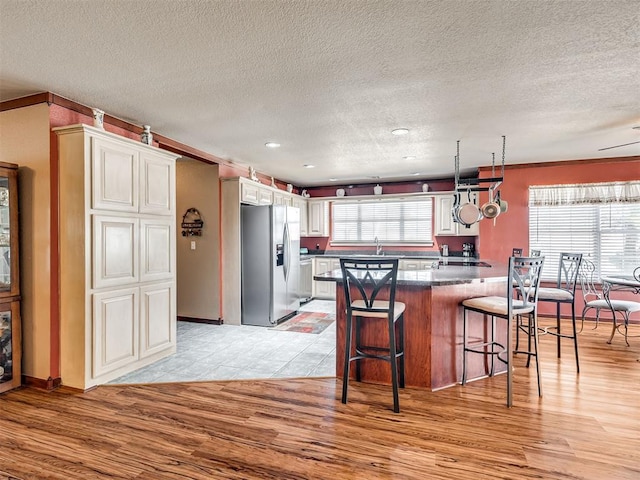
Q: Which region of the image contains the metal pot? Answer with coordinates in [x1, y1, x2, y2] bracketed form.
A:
[456, 189, 482, 227]
[481, 188, 500, 219]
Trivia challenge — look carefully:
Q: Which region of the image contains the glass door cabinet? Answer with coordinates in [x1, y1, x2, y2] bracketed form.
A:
[0, 162, 20, 394]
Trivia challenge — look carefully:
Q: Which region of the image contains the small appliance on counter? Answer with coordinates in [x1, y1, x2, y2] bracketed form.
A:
[441, 244, 449, 257]
[462, 243, 475, 257]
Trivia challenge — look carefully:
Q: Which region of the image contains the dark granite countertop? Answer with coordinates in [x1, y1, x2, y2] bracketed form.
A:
[314, 263, 508, 287]
[302, 251, 481, 262]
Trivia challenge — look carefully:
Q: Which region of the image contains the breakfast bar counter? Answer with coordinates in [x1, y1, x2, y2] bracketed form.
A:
[315, 263, 509, 390]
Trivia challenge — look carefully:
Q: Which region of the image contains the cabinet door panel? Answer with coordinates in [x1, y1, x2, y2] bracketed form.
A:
[308, 201, 328, 236]
[140, 153, 174, 215]
[240, 182, 259, 205]
[93, 288, 139, 378]
[435, 195, 456, 235]
[93, 215, 139, 288]
[92, 136, 139, 212]
[140, 283, 175, 358]
[140, 219, 174, 283]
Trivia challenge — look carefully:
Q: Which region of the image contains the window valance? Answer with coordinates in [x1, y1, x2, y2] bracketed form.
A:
[529, 181, 640, 206]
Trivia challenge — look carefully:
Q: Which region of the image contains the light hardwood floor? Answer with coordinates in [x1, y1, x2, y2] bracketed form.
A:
[1, 320, 639, 479]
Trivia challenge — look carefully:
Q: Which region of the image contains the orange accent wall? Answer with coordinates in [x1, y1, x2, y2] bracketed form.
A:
[477, 156, 640, 260]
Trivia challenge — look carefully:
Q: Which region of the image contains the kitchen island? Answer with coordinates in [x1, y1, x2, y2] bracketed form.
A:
[315, 262, 509, 390]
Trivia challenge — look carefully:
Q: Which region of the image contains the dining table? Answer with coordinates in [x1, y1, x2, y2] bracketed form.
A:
[601, 267, 640, 347]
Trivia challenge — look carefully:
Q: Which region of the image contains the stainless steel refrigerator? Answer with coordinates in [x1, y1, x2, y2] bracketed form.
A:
[241, 204, 300, 326]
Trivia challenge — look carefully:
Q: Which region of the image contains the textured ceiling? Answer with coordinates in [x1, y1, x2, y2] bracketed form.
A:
[1, 0, 638, 186]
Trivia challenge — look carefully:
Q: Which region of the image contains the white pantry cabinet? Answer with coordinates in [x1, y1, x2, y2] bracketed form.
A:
[55, 124, 178, 390]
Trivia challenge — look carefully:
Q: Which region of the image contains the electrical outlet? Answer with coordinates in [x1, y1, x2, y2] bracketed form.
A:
[190, 241, 196, 250]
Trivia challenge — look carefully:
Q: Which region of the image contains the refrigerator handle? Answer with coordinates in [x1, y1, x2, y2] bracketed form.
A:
[283, 222, 290, 281]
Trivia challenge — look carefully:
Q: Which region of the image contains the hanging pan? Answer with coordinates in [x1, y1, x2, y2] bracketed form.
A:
[481, 187, 501, 219]
[496, 189, 508, 213]
[457, 189, 482, 227]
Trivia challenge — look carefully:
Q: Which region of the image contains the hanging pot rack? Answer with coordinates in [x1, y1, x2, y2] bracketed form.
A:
[452, 136, 506, 226]
[455, 136, 506, 193]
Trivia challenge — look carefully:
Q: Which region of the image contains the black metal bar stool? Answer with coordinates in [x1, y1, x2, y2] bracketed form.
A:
[340, 257, 405, 413]
[536, 252, 583, 372]
[461, 256, 545, 407]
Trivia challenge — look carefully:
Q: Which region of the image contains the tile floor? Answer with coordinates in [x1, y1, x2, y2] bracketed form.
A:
[109, 299, 336, 384]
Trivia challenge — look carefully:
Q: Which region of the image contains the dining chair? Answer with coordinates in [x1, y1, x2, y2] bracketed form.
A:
[512, 248, 523, 256]
[579, 259, 640, 346]
[530, 250, 541, 257]
[537, 252, 583, 372]
[461, 256, 545, 407]
[340, 257, 405, 413]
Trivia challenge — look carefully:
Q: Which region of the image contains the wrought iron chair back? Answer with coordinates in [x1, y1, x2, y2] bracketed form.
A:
[341, 259, 398, 318]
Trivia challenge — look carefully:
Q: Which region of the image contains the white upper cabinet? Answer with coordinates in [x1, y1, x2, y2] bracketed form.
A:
[291, 197, 308, 237]
[92, 136, 139, 212]
[307, 200, 329, 236]
[240, 179, 273, 205]
[140, 152, 174, 215]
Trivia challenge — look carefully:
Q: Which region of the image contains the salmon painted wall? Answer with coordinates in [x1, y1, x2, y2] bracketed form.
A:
[477, 156, 640, 260]
[477, 155, 640, 318]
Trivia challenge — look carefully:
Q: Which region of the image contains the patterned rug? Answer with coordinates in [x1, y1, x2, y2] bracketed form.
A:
[275, 311, 336, 334]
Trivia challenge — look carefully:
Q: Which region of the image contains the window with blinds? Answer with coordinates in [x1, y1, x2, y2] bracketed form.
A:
[529, 202, 640, 279]
[332, 198, 433, 245]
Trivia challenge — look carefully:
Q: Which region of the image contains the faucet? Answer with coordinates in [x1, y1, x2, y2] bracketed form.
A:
[375, 236, 383, 255]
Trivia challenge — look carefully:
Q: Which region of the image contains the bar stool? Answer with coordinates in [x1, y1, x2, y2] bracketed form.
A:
[461, 256, 545, 407]
[340, 257, 405, 413]
[537, 252, 583, 372]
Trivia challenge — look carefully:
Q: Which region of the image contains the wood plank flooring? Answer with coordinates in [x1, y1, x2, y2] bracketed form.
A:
[1, 320, 639, 479]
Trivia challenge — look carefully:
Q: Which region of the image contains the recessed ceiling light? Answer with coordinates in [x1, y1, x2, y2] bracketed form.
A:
[329, 178, 337, 182]
[265, 142, 280, 148]
[303, 164, 315, 168]
[391, 128, 409, 136]
[411, 172, 420, 176]
[403, 156, 416, 160]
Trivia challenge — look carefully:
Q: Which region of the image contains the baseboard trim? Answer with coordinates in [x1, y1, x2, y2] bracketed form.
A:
[178, 316, 223, 325]
[23, 376, 62, 391]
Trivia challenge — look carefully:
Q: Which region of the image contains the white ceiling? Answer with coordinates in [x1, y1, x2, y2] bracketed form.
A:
[1, 0, 639, 186]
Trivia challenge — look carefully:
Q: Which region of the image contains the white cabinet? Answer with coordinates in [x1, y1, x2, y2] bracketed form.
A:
[435, 193, 479, 236]
[240, 179, 273, 205]
[92, 287, 139, 378]
[399, 259, 435, 270]
[139, 282, 175, 359]
[55, 124, 178, 390]
[313, 258, 340, 299]
[291, 197, 308, 237]
[92, 215, 139, 289]
[91, 136, 139, 212]
[273, 191, 292, 206]
[308, 200, 329, 236]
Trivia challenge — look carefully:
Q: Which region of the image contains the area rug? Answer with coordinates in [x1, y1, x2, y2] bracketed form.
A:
[275, 312, 335, 334]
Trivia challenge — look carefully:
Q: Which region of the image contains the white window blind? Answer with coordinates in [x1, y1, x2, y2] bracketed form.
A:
[529, 184, 640, 279]
[332, 198, 433, 245]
